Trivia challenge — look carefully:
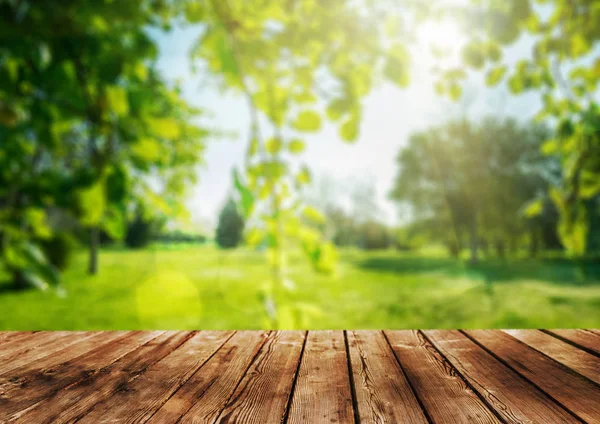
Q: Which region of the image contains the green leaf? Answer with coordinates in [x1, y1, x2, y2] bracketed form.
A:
[23, 271, 50, 291]
[246, 137, 259, 159]
[105, 85, 129, 117]
[541, 139, 558, 155]
[302, 206, 325, 224]
[148, 118, 181, 139]
[288, 139, 306, 154]
[293, 110, 321, 132]
[38, 43, 52, 69]
[570, 33, 590, 57]
[448, 84, 462, 101]
[313, 241, 337, 274]
[133, 63, 148, 81]
[523, 199, 543, 217]
[486, 67, 506, 86]
[326, 98, 351, 121]
[102, 206, 126, 240]
[246, 227, 266, 247]
[77, 181, 106, 226]
[233, 169, 255, 218]
[339, 115, 359, 142]
[508, 74, 525, 93]
[384, 44, 410, 87]
[462, 43, 485, 69]
[4, 58, 19, 82]
[296, 166, 311, 185]
[266, 137, 283, 154]
[185, 2, 206, 22]
[25, 208, 52, 239]
[132, 138, 161, 162]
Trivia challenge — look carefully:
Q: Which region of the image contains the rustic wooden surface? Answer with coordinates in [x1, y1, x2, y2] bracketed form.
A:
[0, 330, 598, 423]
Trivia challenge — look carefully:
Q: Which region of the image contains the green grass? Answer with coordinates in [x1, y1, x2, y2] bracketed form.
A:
[1, 244, 599, 330]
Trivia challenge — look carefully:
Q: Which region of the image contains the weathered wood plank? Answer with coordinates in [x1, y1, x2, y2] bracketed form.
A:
[347, 330, 428, 423]
[466, 329, 600, 423]
[384, 330, 500, 423]
[0, 332, 117, 379]
[0, 332, 69, 359]
[424, 330, 577, 424]
[0, 331, 98, 376]
[545, 329, 600, 356]
[215, 331, 306, 424]
[0, 331, 157, 419]
[0, 332, 35, 344]
[8, 331, 195, 423]
[287, 330, 355, 424]
[504, 329, 600, 384]
[76, 331, 233, 424]
[150, 331, 269, 423]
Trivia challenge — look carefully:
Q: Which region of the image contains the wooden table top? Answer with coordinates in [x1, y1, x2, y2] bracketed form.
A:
[0, 330, 598, 423]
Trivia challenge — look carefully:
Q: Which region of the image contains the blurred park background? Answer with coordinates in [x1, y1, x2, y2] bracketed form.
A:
[0, 0, 599, 330]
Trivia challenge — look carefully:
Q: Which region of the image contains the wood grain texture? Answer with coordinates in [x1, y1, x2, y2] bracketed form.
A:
[287, 331, 355, 424]
[76, 331, 233, 424]
[504, 329, 600, 384]
[545, 329, 600, 356]
[0, 332, 70, 359]
[0, 331, 156, 420]
[0, 330, 598, 423]
[9, 331, 195, 423]
[0, 332, 34, 344]
[215, 331, 306, 424]
[0, 331, 98, 376]
[384, 330, 500, 423]
[150, 331, 269, 423]
[466, 329, 600, 423]
[347, 330, 428, 424]
[424, 330, 577, 424]
[0, 331, 122, 379]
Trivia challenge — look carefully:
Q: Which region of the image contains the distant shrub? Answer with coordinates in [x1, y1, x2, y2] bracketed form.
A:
[155, 231, 207, 244]
[125, 215, 154, 249]
[358, 221, 392, 250]
[216, 198, 245, 249]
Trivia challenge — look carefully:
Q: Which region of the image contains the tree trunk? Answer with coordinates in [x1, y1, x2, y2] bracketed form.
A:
[11, 269, 29, 290]
[529, 226, 539, 258]
[495, 239, 506, 259]
[469, 212, 478, 264]
[480, 237, 489, 258]
[509, 236, 518, 256]
[88, 226, 99, 275]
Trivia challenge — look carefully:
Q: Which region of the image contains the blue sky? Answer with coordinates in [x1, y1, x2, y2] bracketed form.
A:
[153, 21, 541, 231]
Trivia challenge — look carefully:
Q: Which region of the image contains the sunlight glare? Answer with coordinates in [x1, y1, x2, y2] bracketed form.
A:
[417, 20, 465, 57]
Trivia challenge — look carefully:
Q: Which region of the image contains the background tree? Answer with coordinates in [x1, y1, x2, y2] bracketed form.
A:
[390, 117, 558, 261]
[432, 0, 600, 254]
[215, 197, 245, 249]
[0, 0, 207, 288]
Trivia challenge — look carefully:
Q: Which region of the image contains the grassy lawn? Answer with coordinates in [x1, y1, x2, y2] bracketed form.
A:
[1, 244, 599, 330]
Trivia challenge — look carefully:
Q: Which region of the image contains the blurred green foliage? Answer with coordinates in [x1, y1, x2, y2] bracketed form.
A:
[0, 0, 207, 289]
[434, 0, 600, 255]
[390, 117, 561, 262]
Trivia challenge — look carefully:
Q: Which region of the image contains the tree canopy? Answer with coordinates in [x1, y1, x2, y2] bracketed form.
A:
[0, 0, 207, 287]
[390, 117, 559, 261]
[431, 0, 600, 254]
